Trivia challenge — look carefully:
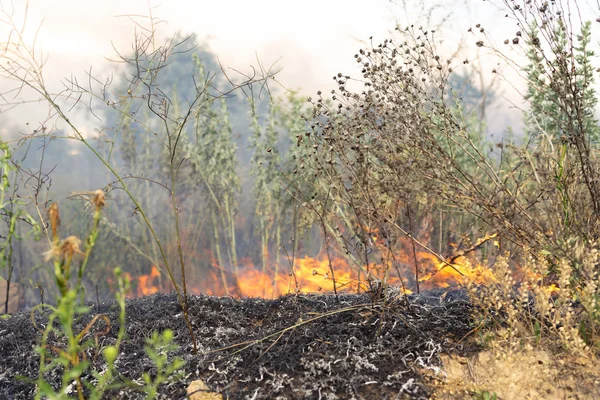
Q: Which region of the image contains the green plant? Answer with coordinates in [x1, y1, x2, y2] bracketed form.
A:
[30, 193, 123, 400]
[249, 97, 284, 295]
[473, 390, 497, 400]
[185, 59, 242, 289]
[0, 138, 40, 314]
[141, 329, 185, 400]
[28, 194, 186, 399]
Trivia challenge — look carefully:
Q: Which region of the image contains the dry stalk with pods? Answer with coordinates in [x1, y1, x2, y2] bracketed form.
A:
[271, 96, 383, 296]
[267, 91, 349, 297]
[467, 0, 600, 292]
[508, 3, 600, 257]
[296, 0, 599, 351]
[467, 0, 600, 353]
[0, 6, 280, 352]
[296, 27, 508, 290]
[280, 137, 392, 298]
[293, 83, 426, 297]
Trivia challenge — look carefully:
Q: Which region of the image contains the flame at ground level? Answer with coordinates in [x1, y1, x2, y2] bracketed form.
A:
[116, 250, 514, 300]
[112, 231, 560, 300]
[234, 256, 365, 298]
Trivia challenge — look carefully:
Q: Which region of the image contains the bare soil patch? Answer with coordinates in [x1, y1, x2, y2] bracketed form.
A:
[434, 349, 600, 399]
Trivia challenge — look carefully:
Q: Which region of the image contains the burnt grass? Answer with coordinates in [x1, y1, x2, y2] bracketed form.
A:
[0, 289, 477, 399]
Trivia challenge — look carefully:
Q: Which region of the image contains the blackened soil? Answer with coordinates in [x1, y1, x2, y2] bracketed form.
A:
[0, 290, 477, 399]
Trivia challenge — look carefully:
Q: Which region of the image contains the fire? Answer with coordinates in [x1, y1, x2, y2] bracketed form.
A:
[113, 234, 556, 300]
[118, 250, 495, 300]
[513, 260, 561, 297]
[120, 252, 485, 300]
[420, 256, 497, 289]
[117, 255, 563, 301]
[117, 265, 163, 298]
[235, 256, 362, 298]
[109, 228, 559, 298]
[137, 265, 162, 296]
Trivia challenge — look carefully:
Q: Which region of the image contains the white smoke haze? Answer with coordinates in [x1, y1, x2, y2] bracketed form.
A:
[0, 0, 564, 135]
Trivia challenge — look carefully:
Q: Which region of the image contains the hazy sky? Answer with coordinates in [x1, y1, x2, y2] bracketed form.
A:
[2, 0, 598, 136]
[14, 0, 402, 93]
[0, 0, 397, 133]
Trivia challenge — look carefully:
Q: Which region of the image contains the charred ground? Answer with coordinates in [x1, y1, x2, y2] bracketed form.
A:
[0, 290, 476, 399]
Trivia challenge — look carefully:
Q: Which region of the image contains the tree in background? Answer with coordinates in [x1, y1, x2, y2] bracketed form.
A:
[249, 97, 281, 294]
[186, 59, 241, 291]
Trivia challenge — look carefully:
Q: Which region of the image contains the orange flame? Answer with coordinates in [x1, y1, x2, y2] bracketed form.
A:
[114, 235, 561, 300]
[420, 256, 497, 289]
[138, 265, 161, 296]
[117, 265, 162, 298]
[235, 256, 362, 298]
[118, 252, 495, 300]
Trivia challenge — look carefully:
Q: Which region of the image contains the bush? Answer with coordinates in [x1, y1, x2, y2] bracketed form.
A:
[296, 0, 600, 354]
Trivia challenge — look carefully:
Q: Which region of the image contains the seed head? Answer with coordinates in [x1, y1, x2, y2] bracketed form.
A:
[60, 236, 84, 259]
[43, 235, 83, 261]
[47, 203, 60, 241]
[92, 190, 106, 210]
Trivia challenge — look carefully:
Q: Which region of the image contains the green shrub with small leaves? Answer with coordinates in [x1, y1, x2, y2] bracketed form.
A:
[141, 329, 186, 400]
[0, 139, 40, 314]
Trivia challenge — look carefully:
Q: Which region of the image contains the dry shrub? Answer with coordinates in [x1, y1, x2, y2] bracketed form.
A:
[467, 241, 599, 356]
[297, 0, 600, 357]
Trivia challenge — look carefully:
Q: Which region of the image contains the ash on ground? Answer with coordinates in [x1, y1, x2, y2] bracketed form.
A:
[0, 290, 477, 399]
